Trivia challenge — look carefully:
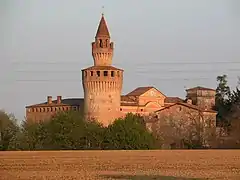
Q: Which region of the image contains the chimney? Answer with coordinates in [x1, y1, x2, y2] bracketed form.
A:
[47, 96, 52, 104]
[57, 96, 62, 104]
[186, 99, 192, 105]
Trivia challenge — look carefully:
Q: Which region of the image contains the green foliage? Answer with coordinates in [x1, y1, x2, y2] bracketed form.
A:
[215, 75, 240, 148]
[0, 110, 19, 150]
[46, 111, 104, 150]
[215, 75, 240, 126]
[16, 111, 105, 150]
[215, 75, 232, 124]
[1, 111, 157, 150]
[103, 113, 157, 150]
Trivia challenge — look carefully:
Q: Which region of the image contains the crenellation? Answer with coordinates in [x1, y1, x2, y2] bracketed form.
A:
[25, 13, 217, 139]
[83, 16, 123, 125]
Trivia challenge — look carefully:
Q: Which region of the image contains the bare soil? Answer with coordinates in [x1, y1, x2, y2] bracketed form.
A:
[0, 150, 240, 180]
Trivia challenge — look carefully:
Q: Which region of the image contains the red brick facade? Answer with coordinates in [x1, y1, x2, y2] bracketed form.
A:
[25, 15, 217, 131]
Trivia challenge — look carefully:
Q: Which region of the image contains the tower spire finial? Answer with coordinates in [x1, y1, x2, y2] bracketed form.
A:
[102, 6, 104, 16]
[95, 10, 110, 38]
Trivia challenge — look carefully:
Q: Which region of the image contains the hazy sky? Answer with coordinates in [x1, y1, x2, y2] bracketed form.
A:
[0, 0, 239, 120]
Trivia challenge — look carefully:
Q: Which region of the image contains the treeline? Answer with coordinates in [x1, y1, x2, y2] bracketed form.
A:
[0, 74, 239, 150]
[0, 112, 158, 151]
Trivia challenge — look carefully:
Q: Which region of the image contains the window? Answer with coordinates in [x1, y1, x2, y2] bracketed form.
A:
[104, 71, 108, 76]
[73, 107, 77, 111]
[111, 71, 114, 77]
[97, 71, 100, 77]
[106, 39, 108, 47]
[99, 39, 103, 48]
[120, 108, 122, 111]
[117, 71, 120, 77]
[90, 71, 93, 76]
[141, 109, 143, 112]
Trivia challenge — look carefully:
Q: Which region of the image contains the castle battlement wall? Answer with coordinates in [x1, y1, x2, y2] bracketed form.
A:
[82, 14, 123, 126]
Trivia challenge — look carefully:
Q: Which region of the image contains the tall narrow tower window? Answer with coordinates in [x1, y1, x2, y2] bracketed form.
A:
[99, 39, 103, 48]
[111, 71, 114, 77]
[90, 71, 94, 76]
[106, 39, 108, 47]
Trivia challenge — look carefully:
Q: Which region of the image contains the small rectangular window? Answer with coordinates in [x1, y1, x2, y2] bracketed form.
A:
[111, 71, 114, 77]
[104, 71, 108, 76]
[97, 71, 100, 77]
[90, 71, 93, 76]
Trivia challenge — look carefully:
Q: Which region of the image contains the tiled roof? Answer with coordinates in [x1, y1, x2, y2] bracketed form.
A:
[155, 102, 217, 113]
[126, 87, 154, 96]
[165, 97, 184, 103]
[121, 95, 136, 102]
[120, 95, 138, 106]
[96, 15, 110, 38]
[186, 86, 215, 92]
[26, 98, 84, 108]
[82, 66, 123, 71]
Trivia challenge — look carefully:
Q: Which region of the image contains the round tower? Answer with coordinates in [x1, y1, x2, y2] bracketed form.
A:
[82, 14, 123, 126]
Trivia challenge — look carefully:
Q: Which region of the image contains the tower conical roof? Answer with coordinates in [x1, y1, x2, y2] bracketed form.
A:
[95, 14, 110, 38]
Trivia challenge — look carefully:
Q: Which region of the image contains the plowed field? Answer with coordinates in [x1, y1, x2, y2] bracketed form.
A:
[0, 150, 240, 180]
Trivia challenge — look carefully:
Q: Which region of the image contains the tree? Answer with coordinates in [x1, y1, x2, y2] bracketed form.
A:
[215, 75, 240, 148]
[0, 110, 19, 150]
[103, 113, 157, 150]
[215, 75, 231, 124]
[216, 75, 231, 102]
[146, 109, 216, 149]
[41, 111, 104, 150]
[10, 111, 104, 150]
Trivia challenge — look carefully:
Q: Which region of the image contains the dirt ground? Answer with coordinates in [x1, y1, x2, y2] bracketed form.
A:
[0, 150, 240, 180]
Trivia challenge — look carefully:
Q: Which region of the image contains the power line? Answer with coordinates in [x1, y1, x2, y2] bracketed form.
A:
[14, 69, 240, 73]
[13, 76, 238, 82]
[11, 61, 240, 65]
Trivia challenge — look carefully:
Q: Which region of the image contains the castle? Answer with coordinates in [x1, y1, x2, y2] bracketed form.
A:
[26, 14, 217, 128]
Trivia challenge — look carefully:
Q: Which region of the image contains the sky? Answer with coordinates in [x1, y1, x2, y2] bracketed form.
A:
[0, 0, 239, 121]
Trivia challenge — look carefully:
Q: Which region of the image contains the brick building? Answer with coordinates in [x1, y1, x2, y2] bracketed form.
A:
[26, 14, 217, 130]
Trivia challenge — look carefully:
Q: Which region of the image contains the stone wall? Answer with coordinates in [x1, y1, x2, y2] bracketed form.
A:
[82, 69, 123, 126]
[146, 104, 216, 148]
[26, 105, 80, 123]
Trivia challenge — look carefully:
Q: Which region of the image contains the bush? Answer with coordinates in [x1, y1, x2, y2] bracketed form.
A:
[2, 112, 158, 150]
[103, 113, 157, 150]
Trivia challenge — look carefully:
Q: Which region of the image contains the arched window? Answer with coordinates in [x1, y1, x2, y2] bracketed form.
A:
[106, 39, 108, 47]
[99, 39, 103, 48]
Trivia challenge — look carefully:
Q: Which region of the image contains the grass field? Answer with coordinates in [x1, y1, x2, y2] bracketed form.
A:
[0, 150, 240, 180]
